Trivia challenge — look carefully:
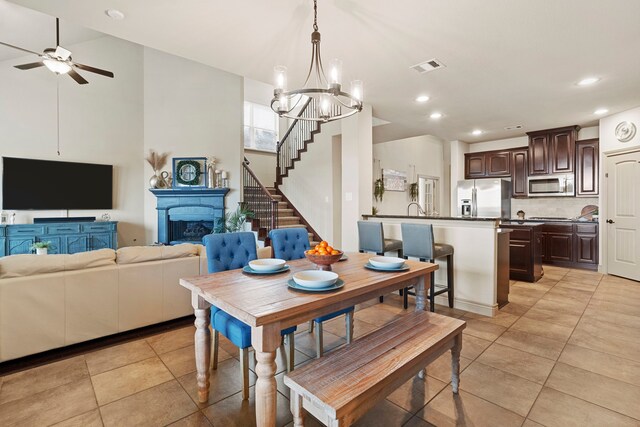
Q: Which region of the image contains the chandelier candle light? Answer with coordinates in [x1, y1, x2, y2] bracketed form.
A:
[271, 0, 363, 122]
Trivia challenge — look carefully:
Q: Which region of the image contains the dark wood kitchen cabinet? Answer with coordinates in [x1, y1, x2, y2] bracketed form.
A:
[502, 224, 543, 282]
[511, 149, 528, 198]
[486, 151, 511, 176]
[465, 153, 486, 178]
[527, 125, 579, 175]
[575, 138, 599, 196]
[464, 150, 512, 179]
[538, 222, 599, 270]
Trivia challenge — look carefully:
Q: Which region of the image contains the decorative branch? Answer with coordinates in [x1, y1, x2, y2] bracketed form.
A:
[145, 150, 170, 172]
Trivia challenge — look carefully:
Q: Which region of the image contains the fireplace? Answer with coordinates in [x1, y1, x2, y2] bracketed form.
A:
[170, 220, 214, 243]
[150, 188, 229, 245]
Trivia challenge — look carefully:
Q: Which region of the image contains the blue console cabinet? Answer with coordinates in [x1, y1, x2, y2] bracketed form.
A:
[0, 221, 118, 257]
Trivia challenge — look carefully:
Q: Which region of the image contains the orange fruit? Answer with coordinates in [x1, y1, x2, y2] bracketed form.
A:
[320, 241, 328, 247]
[326, 246, 334, 252]
[314, 245, 321, 251]
[331, 250, 340, 255]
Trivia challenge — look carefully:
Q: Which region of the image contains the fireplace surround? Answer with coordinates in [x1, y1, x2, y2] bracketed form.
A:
[150, 188, 229, 245]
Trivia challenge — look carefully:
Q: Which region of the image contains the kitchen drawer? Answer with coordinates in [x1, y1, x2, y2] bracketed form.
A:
[575, 223, 598, 234]
[508, 228, 531, 241]
[81, 223, 114, 233]
[542, 224, 573, 233]
[46, 224, 81, 234]
[7, 225, 45, 236]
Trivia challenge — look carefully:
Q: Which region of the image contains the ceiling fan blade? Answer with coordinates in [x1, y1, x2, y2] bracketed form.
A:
[73, 62, 114, 78]
[68, 69, 88, 84]
[0, 41, 41, 56]
[14, 61, 45, 70]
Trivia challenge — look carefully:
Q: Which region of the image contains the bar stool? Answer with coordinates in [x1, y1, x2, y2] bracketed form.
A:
[357, 221, 403, 303]
[401, 223, 454, 311]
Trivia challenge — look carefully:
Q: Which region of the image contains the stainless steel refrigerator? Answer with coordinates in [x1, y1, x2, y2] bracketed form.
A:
[457, 179, 511, 218]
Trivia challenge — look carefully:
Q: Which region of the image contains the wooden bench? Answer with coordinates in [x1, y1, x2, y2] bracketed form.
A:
[284, 310, 466, 427]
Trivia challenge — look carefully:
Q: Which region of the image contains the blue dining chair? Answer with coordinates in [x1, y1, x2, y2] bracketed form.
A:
[203, 231, 296, 400]
[268, 228, 354, 358]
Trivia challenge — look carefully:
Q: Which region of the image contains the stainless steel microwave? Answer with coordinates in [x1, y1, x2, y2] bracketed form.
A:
[527, 174, 575, 197]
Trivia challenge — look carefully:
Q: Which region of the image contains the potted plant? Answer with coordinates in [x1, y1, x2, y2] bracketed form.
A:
[31, 241, 52, 255]
[409, 182, 418, 201]
[374, 178, 385, 202]
[214, 204, 255, 233]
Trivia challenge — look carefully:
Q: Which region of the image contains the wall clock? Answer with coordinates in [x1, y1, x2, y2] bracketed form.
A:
[172, 157, 207, 188]
[615, 121, 636, 143]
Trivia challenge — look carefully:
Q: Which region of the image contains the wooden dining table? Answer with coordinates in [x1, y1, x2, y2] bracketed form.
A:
[179, 252, 438, 427]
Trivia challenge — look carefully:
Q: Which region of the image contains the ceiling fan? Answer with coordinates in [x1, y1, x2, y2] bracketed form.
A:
[0, 17, 114, 84]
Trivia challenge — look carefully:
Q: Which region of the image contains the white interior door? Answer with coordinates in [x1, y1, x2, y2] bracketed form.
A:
[606, 151, 640, 280]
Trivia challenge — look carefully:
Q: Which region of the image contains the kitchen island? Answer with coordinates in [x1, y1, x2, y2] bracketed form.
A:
[361, 215, 511, 316]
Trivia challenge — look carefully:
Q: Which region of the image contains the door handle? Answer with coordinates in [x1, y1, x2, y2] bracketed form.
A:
[606, 219, 615, 224]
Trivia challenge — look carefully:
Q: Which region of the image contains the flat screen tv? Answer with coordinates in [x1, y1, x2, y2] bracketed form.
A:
[2, 157, 113, 210]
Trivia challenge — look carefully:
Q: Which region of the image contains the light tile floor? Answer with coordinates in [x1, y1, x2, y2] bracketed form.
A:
[1, 267, 640, 426]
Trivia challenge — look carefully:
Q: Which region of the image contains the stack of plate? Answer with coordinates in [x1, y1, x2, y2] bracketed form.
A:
[288, 270, 344, 292]
[365, 256, 409, 272]
[244, 259, 289, 274]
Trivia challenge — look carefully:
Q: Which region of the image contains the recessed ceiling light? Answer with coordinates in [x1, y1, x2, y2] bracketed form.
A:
[430, 112, 442, 119]
[577, 77, 600, 86]
[472, 129, 483, 136]
[105, 9, 125, 20]
[415, 95, 430, 103]
[594, 108, 609, 115]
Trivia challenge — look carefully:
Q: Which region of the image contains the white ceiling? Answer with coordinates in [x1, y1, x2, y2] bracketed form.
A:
[4, 0, 640, 143]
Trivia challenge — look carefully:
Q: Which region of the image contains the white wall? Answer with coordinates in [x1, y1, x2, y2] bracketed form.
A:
[143, 47, 243, 244]
[449, 140, 469, 215]
[0, 36, 146, 246]
[280, 120, 341, 242]
[372, 135, 446, 216]
[1, 35, 245, 247]
[597, 106, 640, 273]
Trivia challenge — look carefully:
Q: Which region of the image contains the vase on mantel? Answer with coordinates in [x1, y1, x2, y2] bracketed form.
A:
[36, 248, 47, 255]
[149, 172, 160, 189]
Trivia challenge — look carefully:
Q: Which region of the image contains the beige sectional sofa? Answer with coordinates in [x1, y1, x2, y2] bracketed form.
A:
[0, 244, 272, 362]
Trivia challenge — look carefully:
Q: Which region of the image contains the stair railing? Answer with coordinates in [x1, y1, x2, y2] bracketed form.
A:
[276, 97, 319, 185]
[242, 158, 278, 233]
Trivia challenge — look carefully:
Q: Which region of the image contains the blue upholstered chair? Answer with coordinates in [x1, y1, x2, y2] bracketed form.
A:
[203, 232, 296, 400]
[357, 220, 404, 304]
[401, 223, 454, 312]
[269, 228, 354, 358]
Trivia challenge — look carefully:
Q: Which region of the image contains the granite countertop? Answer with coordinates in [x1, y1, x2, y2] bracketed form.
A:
[362, 215, 506, 222]
[504, 218, 598, 224]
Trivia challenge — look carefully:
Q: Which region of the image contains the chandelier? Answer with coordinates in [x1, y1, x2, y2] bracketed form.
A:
[271, 0, 363, 123]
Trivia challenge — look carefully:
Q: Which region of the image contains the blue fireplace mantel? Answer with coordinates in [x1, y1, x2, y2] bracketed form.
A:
[149, 188, 229, 245]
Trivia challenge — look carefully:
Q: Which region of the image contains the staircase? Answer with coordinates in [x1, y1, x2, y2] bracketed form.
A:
[243, 98, 325, 245]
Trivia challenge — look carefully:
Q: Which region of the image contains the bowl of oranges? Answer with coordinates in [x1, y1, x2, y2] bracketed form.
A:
[305, 241, 343, 271]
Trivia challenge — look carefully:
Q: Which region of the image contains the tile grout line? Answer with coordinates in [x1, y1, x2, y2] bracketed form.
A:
[519, 270, 633, 423]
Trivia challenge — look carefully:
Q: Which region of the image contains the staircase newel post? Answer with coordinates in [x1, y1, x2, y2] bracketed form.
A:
[276, 142, 281, 187]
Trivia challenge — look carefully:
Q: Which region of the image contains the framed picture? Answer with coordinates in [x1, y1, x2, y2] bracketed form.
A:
[172, 157, 207, 188]
[383, 168, 407, 192]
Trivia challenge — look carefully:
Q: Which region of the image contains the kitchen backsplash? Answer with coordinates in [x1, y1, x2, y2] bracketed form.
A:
[511, 197, 599, 219]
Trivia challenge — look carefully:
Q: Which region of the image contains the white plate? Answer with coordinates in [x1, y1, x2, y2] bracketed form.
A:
[369, 256, 405, 269]
[248, 258, 286, 272]
[292, 270, 339, 289]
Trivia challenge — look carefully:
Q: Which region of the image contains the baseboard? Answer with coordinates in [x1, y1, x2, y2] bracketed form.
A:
[435, 295, 498, 317]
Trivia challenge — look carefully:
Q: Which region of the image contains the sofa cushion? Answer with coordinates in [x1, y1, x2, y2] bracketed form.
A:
[0, 249, 116, 279]
[116, 244, 198, 265]
[0, 254, 64, 279]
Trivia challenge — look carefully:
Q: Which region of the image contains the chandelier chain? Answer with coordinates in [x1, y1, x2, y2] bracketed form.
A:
[313, 0, 318, 31]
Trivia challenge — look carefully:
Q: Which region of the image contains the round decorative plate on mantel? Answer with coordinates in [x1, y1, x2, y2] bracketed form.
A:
[615, 121, 636, 142]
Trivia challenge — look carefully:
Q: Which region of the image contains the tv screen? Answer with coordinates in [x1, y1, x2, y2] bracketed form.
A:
[2, 157, 113, 210]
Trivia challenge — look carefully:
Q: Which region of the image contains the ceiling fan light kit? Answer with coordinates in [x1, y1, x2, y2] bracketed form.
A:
[1, 18, 114, 85]
[270, 0, 363, 123]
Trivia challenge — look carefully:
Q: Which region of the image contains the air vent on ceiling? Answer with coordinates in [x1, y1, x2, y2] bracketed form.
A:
[504, 125, 523, 131]
[410, 58, 445, 74]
